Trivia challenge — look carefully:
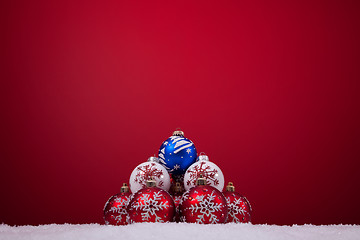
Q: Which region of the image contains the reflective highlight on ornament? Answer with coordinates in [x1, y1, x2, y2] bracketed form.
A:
[127, 187, 175, 223]
[158, 131, 197, 175]
[179, 185, 228, 224]
[129, 157, 171, 193]
[223, 182, 252, 223]
[184, 154, 224, 191]
[103, 185, 131, 225]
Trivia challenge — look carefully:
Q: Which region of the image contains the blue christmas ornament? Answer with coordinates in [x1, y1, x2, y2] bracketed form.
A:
[158, 130, 197, 175]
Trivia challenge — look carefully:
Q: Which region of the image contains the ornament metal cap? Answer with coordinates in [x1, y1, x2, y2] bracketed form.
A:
[226, 182, 235, 192]
[174, 182, 182, 193]
[198, 152, 209, 162]
[196, 174, 207, 186]
[146, 177, 157, 188]
[172, 128, 184, 137]
[120, 183, 129, 193]
[147, 156, 159, 163]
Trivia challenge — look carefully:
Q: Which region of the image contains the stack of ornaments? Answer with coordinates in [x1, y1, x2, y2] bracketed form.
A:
[103, 129, 252, 225]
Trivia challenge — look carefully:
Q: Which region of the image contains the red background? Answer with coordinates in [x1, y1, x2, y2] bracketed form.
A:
[1, 0, 360, 225]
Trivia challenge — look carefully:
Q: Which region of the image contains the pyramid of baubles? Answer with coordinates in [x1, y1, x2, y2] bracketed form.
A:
[103, 129, 252, 225]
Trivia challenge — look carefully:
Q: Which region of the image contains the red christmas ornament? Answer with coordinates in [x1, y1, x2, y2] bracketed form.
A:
[169, 173, 185, 195]
[172, 182, 183, 222]
[127, 177, 175, 223]
[223, 182, 252, 223]
[180, 175, 228, 224]
[103, 183, 131, 225]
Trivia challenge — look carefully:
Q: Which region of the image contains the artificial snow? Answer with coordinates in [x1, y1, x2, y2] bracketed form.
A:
[0, 223, 359, 240]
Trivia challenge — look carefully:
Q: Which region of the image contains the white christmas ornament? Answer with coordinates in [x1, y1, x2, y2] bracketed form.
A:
[129, 157, 171, 194]
[183, 154, 225, 192]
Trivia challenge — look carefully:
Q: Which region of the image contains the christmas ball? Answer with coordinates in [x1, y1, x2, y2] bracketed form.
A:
[171, 182, 184, 222]
[184, 153, 225, 192]
[223, 182, 252, 223]
[158, 129, 197, 175]
[180, 175, 228, 224]
[129, 156, 171, 194]
[169, 173, 185, 195]
[103, 183, 131, 225]
[127, 178, 175, 223]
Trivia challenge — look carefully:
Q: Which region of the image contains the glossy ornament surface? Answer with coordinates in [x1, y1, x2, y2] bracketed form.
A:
[129, 157, 171, 193]
[184, 154, 224, 191]
[223, 182, 252, 223]
[127, 179, 175, 223]
[169, 173, 185, 194]
[179, 176, 228, 224]
[158, 130, 197, 175]
[103, 183, 131, 225]
[171, 182, 183, 222]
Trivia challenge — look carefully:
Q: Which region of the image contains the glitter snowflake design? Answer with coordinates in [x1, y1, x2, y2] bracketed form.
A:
[182, 190, 224, 224]
[186, 161, 219, 187]
[172, 195, 182, 222]
[173, 195, 182, 207]
[104, 193, 131, 225]
[130, 191, 170, 222]
[225, 195, 251, 223]
[107, 196, 130, 224]
[134, 163, 164, 188]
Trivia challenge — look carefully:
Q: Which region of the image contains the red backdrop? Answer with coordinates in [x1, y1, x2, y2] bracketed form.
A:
[1, 0, 360, 225]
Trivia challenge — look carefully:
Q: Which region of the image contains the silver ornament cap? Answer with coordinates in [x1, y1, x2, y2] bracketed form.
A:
[197, 153, 209, 162]
[147, 156, 159, 163]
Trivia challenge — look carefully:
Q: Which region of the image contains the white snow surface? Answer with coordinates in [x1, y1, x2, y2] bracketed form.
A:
[0, 223, 359, 240]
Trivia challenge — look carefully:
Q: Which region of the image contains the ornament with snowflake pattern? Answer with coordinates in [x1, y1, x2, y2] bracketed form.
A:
[223, 182, 252, 223]
[129, 156, 171, 194]
[127, 178, 175, 223]
[179, 175, 228, 224]
[103, 183, 131, 225]
[184, 153, 224, 192]
[171, 182, 183, 222]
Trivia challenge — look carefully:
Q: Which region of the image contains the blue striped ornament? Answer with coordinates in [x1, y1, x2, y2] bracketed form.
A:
[158, 131, 197, 176]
